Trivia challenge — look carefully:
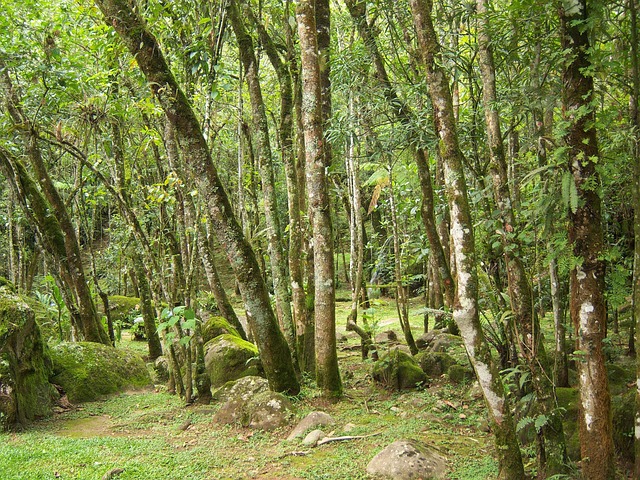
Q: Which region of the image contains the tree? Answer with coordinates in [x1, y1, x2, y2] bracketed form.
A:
[409, 0, 524, 476]
[560, 0, 615, 477]
[94, 0, 299, 395]
[296, 0, 342, 396]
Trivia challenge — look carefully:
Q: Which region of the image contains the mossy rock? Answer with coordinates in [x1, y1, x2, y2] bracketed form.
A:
[212, 376, 269, 403]
[555, 387, 580, 461]
[204, 334, 261, 388]
[105, 296, 141, 325]
[447, 364, 475, 384]
[244, 391, 296, 430]
[0, 291, 57, 429]
[372, 349, 427, 390]
[415, 351, 457, 377]
[49, 342, 152, 403]
[201, 316, 240, 344]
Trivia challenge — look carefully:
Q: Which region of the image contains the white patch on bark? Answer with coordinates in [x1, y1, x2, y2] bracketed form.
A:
[636, 412, 640, 440]
[576, 266, 587, 281]
[562, 0, 583, 16]
[475, 361, 504, 423]
[579, 301, 593, 333]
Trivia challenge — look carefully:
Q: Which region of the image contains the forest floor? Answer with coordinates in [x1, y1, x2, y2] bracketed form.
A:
[0, 295, 630, 479]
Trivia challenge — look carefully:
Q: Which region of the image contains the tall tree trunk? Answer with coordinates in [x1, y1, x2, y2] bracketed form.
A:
[297, 0, 342, 397]
[0, 63, 109, 345]
[628, 0, 640, 477]
[560, 1, 615, 478]
[475, 1, 567, 475]
[550, 258, 569, 387]
[95, 0, 299, 395]
[227, 0, 296, 364]
[409, 0, 524, 477]
[344, 0, 454, 311]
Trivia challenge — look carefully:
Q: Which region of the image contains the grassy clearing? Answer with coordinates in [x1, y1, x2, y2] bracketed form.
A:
[1, 296, 506, 479]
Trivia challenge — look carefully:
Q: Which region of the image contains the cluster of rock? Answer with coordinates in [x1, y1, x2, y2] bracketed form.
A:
[370, 329, 475, 390]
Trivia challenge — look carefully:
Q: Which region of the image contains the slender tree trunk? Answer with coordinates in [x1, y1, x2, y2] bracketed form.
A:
[475, 1, 567, 475]
[95, 0, 299, 395]
[297, 0, 342, 397]
[550, 258, 569, 387]
[560, 1, 615, 478]
[409, 0, 524, 476]
[389, 168, 418, 355]
[344, 0, 454, 311]
[628, 0, 640, 477]
[228, 0, 296, 364]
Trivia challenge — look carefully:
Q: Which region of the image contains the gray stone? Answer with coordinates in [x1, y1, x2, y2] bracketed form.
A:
[245, 391, 295, 430]
[286, 411, 335, 440]
[366, 440, 447, 479]
[374, 330, 398, 344]
[153, 356, 169, 382]
[212, 376, 269, 403]
[302, 429, 326, 447]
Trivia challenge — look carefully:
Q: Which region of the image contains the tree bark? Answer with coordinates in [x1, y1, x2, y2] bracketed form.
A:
[344, 0, 455, 311]
[628, 0, 640, 477]
[297, 0, 342, 396]
[94, 0, 299, 395]
[475, 1, 567, 475]
[560, 1, 615, 478]
[409, 0, 524, 477]
[228, 0, 297, 364]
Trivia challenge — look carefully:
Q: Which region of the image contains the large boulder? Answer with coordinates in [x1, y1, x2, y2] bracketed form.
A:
[212, 377, 295, 430]
[105, 296, 140, 326]
[201, 316, 241, 344]
[0, 290, 57, 429]
[372, 349, 427, 390]
[366, 440, 447, 479]
[204, 334, 261, 388]
[49, 342, 152, 403]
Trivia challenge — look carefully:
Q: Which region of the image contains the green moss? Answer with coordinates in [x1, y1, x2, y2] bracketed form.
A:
[0, 292, 56, 429]
[606, 362, 634, 395]
[105, 296, 141, 324]
[447, 364, 475, 384]
[372, 349, 427, 390]
[49, 342, 151, 403]
[415, 351, 457, 377]
[201, 316, 240, 344]
[204, 334, 261, 388]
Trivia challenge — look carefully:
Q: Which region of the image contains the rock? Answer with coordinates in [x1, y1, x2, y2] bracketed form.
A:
[212, 376, 269, 403]
[428, 333, 463, 353]
[204, 334, 262, 388]
[201, 316, 241, 344]
[286, 411, 335, 440]
[447, 364, 475, 384]
[214, 388, 296, 431]
[372, 349, 427, 390]
[415, 329, 444, 350]
[0, 290, 58, 429]
[366, 440, 447, 479]
[245, 391, 295, 430]
[342, 423, 356, 433]
[415, 351, 457, 377]
[336, 332, 348, 343]
[153, 356, 170, 382]
[302, 429, 326, 447]
[374, 330, 398, 344]
[49, 342, 151, 403]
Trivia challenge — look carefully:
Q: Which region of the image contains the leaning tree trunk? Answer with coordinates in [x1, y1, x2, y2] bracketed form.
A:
[297, 0, 342, 397]
[228, 0, 296, 362]
[409, 0, 524, 477]
[0, 63, 109, 345]
[94, 0, 299, 395]
[475, 0, 567, 476]
[344, 0, 455, 311]
[560, 1, 615, 478]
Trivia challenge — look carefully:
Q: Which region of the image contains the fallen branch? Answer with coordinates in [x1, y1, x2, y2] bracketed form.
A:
[316, 431, 382, 446]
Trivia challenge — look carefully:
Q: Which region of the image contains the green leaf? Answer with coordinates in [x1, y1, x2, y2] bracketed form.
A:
[516, 416, 533, 432]
[183, 308, 196, 320]
[534, 415, 549, 432]
[179, 336, 191, 347]
[182, 318, 196, 330]
[569, 178, 578, 214]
